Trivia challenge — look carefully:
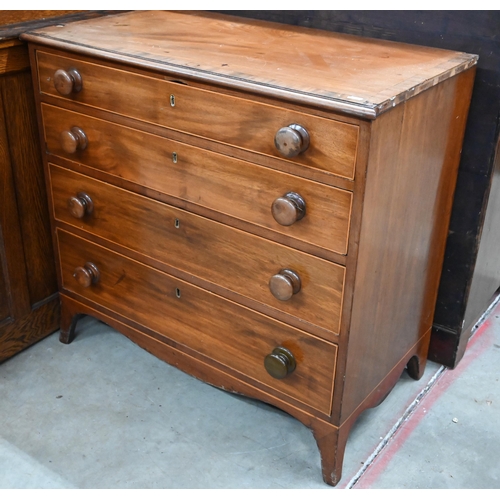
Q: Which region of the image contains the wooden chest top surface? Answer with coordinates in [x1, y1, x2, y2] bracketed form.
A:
[21, 10, 477, 118]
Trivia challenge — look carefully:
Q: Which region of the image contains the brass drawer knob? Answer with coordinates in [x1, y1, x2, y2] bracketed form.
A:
[269, 269, 301, 301]
[264, 347, 296, 379]
[68, 192, 94, 219]
[271, 192, 306, 226]
[274, 124, 310, 158]
[53, 68, 83, 95]
[73, 262, 100, 288]
[60, 127, 88, 154]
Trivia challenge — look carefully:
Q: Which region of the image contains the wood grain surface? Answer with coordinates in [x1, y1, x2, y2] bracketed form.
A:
[2, 72, 56, 305]
[0, 299, 59, 363]
[49, 164, 345, 338]
[0, 41, 29, 74]
[0, 258, 9, 323]
[57, 229, 337, 414]
[41, 103, 353, 256]
[0, 10, 82, 27]
[0, 75, 31, 321]
[36, 51, 359, 178]
[0, 42, 59, 358]
[22, 11, 477, 117]
[340, 68, 476, 422]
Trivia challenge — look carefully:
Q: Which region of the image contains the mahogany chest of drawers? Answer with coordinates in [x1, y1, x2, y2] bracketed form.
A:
[21, 11, 477, 485]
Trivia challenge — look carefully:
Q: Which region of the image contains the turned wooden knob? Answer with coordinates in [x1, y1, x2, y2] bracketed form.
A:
[73, 262, 100, 288]
[264, 347, 296, 379]
[271, 192, 306, 226]
[68, 192, 93, 219]
[60, 127, 87, 154]
[53, 68, 83, 95]
[274, 124, 310, 158]
[269, 269, 301, 301]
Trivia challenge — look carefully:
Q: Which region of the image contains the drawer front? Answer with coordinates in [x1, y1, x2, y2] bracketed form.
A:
[50, 164, 345, 337]
[42, 104, 352, 256]
[57, 229, 337, 414]
[37, 51, 359, 180]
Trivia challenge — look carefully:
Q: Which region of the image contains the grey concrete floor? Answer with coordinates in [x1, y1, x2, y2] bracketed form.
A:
[1, 298, 499, 489]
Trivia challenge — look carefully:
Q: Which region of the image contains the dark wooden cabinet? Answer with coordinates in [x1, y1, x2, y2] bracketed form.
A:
[0, 36, 60, 362]
[0, 11, 122, 362]
[218, 10, 500, 369]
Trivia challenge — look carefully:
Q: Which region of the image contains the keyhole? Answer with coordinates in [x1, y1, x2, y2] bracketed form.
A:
[175, 288, 181, 298]
[174, 219, 180, 229]
[170, 94, 175, 107]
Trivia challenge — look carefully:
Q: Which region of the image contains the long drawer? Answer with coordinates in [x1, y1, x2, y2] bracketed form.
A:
[37, 51, 359, 180]
[49, 164, 345, 338]
[42, 103, 353, 256]
[57, 229, 337, 414]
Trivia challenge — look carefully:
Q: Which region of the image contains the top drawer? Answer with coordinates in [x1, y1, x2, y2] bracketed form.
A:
[36, 51, 359, 180]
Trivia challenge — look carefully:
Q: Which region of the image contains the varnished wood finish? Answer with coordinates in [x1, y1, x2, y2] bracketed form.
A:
[24, 11, 476, 486]
[1, 70, 56, 305]
[230, 10, 500, 371]
[0, 256, 9, 322]
[0, 36, 59, 361]
[0, 300, 60, 363]
[1, 12, 129, 38]
[57, 290, 338, 422]
[23, 11, 476, 118]
[0, 77, 30, 321]
[0, 42, 30, 74]
[48, 164, 345, 338]
[340, 68, 476, 421]
[57, 229, 338, 414]
[36, 51, 359, 179]
[0, 11, 83, 26]
[41, 104, 353, 257]
[0, 10, 122, 362]
[313, 328, 429, 485]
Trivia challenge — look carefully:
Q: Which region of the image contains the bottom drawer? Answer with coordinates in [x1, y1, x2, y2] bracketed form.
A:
[57, 229, 337, 414]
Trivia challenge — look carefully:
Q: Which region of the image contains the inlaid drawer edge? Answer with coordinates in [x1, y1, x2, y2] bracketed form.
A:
[36, 50, 359, 180]
[57, 229, 338, 414]
[41, 104, 353, 256]
[49, 163, 346, 339]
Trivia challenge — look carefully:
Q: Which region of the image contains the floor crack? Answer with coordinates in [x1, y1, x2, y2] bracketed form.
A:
[345, 365, 447, 489]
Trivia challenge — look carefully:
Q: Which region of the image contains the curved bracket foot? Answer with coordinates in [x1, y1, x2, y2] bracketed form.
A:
[406, 353, 426, 380]
[59, 296, 84, 344]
